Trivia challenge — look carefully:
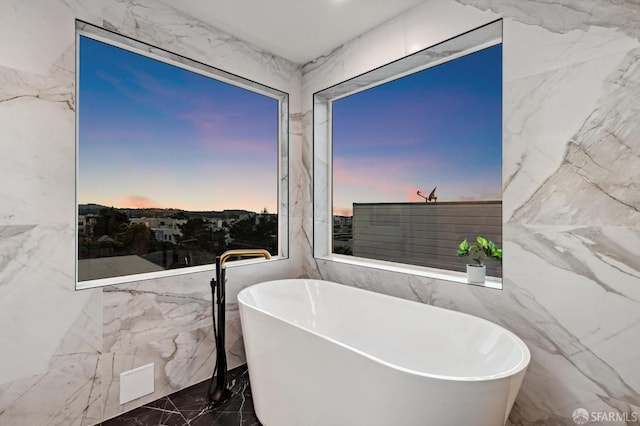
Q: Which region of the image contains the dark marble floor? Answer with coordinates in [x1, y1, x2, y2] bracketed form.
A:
[102, 365, 262, 426]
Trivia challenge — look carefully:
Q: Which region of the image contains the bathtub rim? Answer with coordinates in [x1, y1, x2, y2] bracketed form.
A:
[238, 278, 531, 383]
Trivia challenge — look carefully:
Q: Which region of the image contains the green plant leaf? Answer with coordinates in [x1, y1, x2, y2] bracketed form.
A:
[456, 236, 502, 264]
[456, 239, 470, 257]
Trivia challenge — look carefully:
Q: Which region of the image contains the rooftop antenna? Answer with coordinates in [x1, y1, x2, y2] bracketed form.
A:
[417, 186, 437, 203]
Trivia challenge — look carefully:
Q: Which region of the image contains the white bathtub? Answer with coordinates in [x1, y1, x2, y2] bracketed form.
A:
[238, 279, 530, 426]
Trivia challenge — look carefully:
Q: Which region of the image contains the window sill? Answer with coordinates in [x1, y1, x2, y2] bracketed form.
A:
[317, 254, 503, 290]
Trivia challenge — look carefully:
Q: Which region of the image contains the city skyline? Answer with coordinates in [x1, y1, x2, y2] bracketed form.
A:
[332, 44, 502, 216]
[78, 36, 279, 213]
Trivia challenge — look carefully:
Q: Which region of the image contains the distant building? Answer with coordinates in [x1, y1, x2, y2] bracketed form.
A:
[334, 215, 352, 228]
[333, 215, 353, 253]
[129, 217, 187, 244]
[78, 214, 98, 237]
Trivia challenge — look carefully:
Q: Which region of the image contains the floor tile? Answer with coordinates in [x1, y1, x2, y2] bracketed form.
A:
[102, 397, 187, 425]
[102, 365, 262, 426]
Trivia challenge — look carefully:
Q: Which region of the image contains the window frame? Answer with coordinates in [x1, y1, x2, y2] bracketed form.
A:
[313, 19, 503, 289]
[75, 21, 289, 289]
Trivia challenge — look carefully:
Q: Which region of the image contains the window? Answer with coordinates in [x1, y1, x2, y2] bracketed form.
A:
[314, 20, 502, 282]
[76, 22, 288, 287]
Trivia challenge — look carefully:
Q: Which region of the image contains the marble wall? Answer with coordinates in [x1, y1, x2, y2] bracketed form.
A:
[0, 1, 302, 425]
[301, 0, 640, 425]
[2, 0, 639, 425]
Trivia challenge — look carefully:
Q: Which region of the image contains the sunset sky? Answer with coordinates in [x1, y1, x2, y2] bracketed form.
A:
[79, 36, 501, 216]
[78, 36, 278, 213]
[332, 44, 502, 216]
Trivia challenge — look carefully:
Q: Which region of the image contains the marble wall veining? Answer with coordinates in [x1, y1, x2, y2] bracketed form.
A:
[301, 0, 640, 425]
[1, 0, 639, 425]
[0, 0, 302, 425]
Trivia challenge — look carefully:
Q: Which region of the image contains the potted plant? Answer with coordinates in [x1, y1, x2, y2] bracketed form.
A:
[456, 236, 502, 283]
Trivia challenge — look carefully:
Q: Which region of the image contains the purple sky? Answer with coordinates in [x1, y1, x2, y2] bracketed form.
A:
[332, 44, 502, 216]
[78, 36, 279, 213]
[79, 36, 501, 217]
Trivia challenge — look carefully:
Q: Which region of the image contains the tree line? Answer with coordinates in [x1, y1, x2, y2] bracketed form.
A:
[78, 207, 277, 268]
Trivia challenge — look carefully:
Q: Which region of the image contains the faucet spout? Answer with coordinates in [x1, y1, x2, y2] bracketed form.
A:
[218, 248, 271, 269]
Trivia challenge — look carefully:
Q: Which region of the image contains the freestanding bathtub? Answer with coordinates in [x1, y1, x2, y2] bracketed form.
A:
[238, 279, 530, 426]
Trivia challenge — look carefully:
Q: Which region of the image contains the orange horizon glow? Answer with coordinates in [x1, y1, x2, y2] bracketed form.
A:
[79, 194, 277, 214]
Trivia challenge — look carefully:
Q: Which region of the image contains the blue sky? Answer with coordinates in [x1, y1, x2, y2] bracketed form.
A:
[78, 36, 278, 212]
[332, 44, 502, 216]
[79, 36, 500, 216]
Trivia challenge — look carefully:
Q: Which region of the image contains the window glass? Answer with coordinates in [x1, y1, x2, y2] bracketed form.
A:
[319, 23, 502, 278]
[77, 26, 286, 285]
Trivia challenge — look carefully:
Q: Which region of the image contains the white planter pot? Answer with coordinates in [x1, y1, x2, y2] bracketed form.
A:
[466, 264, 486, 284]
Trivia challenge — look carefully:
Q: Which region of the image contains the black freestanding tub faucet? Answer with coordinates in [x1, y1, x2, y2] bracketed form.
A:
[208, 248, 271, 406]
